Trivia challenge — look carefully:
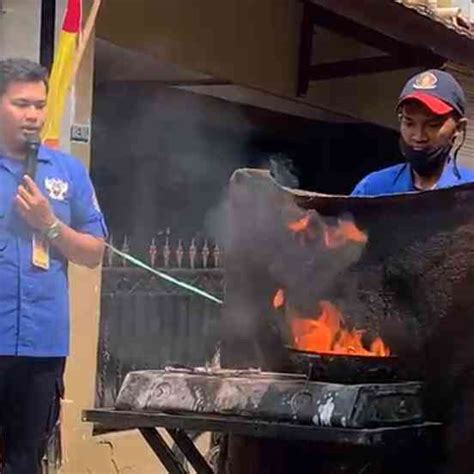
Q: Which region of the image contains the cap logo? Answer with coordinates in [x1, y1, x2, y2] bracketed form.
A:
[413, 72, 438, 90]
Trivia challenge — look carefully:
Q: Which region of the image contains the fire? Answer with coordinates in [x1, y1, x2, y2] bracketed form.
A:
[324, 220, 368, 249]
[289, 300, 390, 357]
[273, 288, 285, 309]
[281, 213, 381, 356]
[370, 337, 391, 357]
[287, 214, 367, 249]
[288, 215, 310, 233]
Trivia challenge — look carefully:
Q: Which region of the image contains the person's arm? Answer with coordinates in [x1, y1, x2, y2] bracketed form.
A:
[15, 175, 105, 268]
[44, 219, 104, 268]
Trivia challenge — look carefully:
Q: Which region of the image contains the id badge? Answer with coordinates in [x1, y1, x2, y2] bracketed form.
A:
[32, 233, 50, 270]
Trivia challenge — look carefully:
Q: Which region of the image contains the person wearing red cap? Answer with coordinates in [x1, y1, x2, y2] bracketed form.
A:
[351, 69, 474, 196]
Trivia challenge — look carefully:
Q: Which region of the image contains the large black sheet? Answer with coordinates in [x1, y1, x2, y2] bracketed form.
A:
[223, 169, 474, 472]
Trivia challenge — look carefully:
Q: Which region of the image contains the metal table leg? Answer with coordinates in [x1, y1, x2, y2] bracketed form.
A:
[139, 427, 187, 474]
[168, 429, 214, 474]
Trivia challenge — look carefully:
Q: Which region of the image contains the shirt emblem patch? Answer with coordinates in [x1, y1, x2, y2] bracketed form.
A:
[45, 178, 69, 201]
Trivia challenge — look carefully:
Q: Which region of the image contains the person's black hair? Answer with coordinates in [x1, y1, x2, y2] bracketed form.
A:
[0, 58, 48, 96]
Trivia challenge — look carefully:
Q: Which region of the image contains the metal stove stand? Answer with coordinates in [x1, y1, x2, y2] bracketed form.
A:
[82, 408, 440, 474]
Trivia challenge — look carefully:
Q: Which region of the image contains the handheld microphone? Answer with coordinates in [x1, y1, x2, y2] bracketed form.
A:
[24, 134, 40, 181]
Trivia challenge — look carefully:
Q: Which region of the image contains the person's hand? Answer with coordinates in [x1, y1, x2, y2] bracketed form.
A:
[15, 175, 56, 232]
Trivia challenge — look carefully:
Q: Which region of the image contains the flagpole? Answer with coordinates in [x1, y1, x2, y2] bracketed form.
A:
[70, 0, 102, 89]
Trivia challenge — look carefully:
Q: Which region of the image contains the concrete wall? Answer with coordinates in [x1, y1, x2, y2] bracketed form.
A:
[97, 0, 301, 99]
[0, 0, 41, 60]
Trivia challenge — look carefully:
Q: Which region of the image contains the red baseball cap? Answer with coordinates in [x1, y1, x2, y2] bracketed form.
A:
[398, 70, 465, 116]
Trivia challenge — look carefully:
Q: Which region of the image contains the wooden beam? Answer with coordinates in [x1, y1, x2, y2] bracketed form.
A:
[308, 2, 415, 57]
[307, 2, 443, 64]
[96, 79, 232, 90]
[296, 1, 443, 94]
[308, 55, 443, 81]
[297, 2, 316, 96]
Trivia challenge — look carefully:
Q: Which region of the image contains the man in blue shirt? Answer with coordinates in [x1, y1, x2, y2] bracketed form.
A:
[0, 58, 106, 473]
[352, 69, 474, 196]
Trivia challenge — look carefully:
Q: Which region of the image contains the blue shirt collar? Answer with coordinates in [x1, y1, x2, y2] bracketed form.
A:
[436, 161, 461, 188]
[0, 145, 51, 176]
[0, 144, 52, 163]
[37, 145, 52, 163]
[393, 160, 461, 191]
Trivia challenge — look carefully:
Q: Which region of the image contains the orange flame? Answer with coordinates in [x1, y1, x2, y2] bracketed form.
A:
[324, 220, 368, 249]
[288, 215, 310, 233]
[273, 289, 285, 309]
[370, 337, 391, 357]
[290, 300, 390, 357]
[287, 214, 367, 249]
[283, 214, 379, 356]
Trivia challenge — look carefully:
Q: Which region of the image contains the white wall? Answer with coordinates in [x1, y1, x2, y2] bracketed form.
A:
[0, 0, 41, 60]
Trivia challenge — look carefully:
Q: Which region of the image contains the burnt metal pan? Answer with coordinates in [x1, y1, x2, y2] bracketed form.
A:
[287, 346, 420, 384]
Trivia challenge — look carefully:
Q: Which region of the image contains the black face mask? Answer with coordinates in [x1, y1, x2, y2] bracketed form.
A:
[399, 139, 452, 178]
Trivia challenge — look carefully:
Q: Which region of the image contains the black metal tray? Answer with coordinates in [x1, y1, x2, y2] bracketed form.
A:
[288, 347, 420, 384]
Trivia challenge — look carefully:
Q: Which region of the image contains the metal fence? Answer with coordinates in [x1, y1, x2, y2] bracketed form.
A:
[104, 230, 224, 270]
[95, 234, 224, 408]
